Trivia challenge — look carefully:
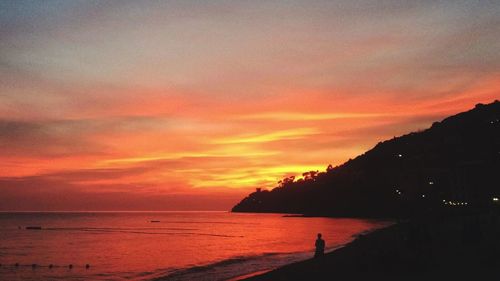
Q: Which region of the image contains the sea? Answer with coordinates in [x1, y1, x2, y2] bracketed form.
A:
[0, 211, 390, 281]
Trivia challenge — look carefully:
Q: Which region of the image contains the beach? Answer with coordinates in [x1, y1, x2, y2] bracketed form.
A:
[242, 213, 500, 281]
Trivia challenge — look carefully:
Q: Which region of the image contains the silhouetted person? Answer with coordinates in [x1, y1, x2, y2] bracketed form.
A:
[314, 233, 325, 258]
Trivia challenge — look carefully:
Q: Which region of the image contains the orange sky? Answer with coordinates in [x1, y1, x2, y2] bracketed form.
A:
[1, 1, 499, 210]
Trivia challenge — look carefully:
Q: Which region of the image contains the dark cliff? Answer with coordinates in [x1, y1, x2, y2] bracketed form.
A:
[232, 100, 500, 218]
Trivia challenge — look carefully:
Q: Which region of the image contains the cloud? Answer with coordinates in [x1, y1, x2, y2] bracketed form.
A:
[213, 128, 321, 144]
[237, 112, 389, 121]
[0, 176, 244, 211]
[0, 119, 106, 157]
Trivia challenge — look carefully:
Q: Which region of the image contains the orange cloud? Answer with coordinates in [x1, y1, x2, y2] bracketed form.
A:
[237, 112, 389, 121]
[213, 128, 320, 144]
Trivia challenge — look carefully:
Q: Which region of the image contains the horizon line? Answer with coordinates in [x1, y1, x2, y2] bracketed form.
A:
[0, 210, 230, 213]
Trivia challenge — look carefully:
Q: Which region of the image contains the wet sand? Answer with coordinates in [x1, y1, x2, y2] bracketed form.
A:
[242, 214, 500, 281]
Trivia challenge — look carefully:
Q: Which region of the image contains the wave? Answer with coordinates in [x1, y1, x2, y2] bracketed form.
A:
[145, 239, 354, 281]
[151, 221, 259, 225]
[149, 251, 315, 281]
[45, 227, 199, 231]
[33, 227, 244, 237]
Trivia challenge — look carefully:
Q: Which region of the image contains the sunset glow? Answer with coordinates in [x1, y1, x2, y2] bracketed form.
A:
[1, 1, 499, 211]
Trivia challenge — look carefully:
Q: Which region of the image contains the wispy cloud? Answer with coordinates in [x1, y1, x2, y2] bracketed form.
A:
[238, 112, 390, 121]
[213, 128, 321, 144]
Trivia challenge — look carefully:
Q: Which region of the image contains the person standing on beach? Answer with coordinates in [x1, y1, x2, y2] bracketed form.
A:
[314, 233, 325, 258]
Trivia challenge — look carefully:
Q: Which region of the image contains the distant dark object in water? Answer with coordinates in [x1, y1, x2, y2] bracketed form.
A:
[49, 264, 53, 269]
[86, 264, 90, 269]
[150, 220, 160, 223]
[69, 264, 73, 269]
[15, 263, 19, 267]
[32, 264, 36, 268]
[26, 226, 42, 230]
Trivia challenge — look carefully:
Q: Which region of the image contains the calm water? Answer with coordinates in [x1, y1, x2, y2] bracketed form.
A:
[0, 212, 389, 281]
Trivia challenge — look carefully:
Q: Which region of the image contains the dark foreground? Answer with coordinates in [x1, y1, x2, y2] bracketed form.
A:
[243, 213, 500, 281]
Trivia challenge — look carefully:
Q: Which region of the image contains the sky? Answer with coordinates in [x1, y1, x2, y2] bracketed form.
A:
[1, 0, 499, 211]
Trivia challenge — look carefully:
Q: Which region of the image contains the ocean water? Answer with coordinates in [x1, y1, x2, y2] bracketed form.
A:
[0, 212, 389, 281]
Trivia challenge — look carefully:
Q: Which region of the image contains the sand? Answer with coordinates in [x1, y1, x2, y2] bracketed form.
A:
[241, 213, 500, 281]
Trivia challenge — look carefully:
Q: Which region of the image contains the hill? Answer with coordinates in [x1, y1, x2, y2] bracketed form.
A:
[232, 100, 500, 218]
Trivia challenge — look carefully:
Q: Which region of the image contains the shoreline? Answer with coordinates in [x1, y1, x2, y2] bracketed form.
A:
[239, 214, 500, 281]
[224, 222, 391, 281]
[226, 269, 272, 281]
[152, 219, 390, 281]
